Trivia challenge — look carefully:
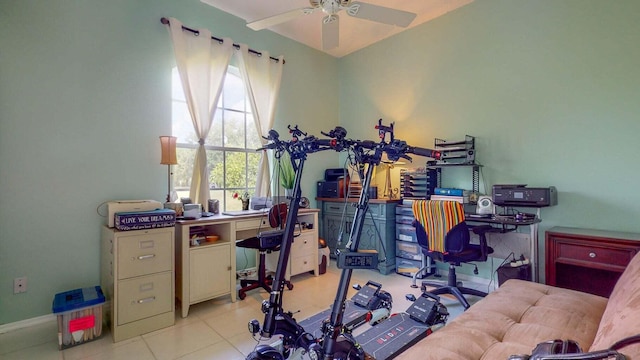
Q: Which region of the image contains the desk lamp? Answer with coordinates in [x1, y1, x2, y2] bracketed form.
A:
[160, 136, 178, 203]
[381, 156, 405, 199]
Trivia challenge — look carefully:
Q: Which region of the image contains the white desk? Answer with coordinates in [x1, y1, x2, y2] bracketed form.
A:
[175, 209, 319, 318]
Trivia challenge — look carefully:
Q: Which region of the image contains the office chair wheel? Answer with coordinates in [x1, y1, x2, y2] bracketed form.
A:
[286, 283, 294, 290]
[239, 291, 247, 300]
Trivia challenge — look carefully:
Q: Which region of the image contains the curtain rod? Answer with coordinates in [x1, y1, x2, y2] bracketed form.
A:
[160, 17, 285, 64]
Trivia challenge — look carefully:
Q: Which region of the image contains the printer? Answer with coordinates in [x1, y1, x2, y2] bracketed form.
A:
[317, 168, 350, 198]
[492, 185, 557, 207]
[106, 200, 162, 227]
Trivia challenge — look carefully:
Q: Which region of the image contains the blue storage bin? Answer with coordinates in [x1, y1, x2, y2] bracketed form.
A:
[52, 286, 105, 350]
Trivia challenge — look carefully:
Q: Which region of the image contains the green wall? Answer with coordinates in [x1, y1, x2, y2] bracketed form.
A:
[338, 0, 640, 279]
[0, 0, 339, 324]
[3, 0, 640, 324]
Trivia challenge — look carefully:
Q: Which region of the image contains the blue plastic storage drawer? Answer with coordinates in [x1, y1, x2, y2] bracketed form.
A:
[396, 224, 417, 243]
[395, 258, 433, 279]
[396, 241, 423, 260]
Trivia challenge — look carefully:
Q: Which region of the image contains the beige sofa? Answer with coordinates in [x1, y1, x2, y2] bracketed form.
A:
[397, 251, 640, 360]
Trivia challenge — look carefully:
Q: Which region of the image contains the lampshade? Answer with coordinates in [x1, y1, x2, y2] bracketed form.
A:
[160, 136, 177, 165]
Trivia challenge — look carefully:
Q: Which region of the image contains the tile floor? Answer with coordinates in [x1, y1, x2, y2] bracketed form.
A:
[0, 261, 488, 360]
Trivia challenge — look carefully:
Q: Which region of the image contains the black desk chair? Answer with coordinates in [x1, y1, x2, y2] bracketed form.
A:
[412, 200, 494, 310]
[237, 203, 293, 300]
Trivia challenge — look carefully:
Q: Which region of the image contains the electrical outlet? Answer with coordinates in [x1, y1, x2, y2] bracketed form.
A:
[14, 277, 27, 294]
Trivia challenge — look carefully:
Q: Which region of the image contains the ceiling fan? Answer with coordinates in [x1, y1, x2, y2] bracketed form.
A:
[247, 0, 417, 50]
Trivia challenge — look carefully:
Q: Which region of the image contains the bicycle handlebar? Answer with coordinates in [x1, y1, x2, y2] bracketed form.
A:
[408, 146, 441, 160]
[257, 124, 441, 162]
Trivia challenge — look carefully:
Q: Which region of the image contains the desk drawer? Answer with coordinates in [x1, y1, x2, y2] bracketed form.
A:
[292, 232, 316, 256]
[323, 202, 354, 216]
[117, 231, 172, 279]
[557, 242, 634, 267]
[236, 218, 271, 231]
[117, 272, 172, 325]
[291, 254, 315, 275]
[367, 204, 386, 218]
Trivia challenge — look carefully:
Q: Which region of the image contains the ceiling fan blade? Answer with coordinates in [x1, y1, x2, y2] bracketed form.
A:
[322, 15, 339, 50]
[347, 2, 416, 27]
[247, 7, 314, 31]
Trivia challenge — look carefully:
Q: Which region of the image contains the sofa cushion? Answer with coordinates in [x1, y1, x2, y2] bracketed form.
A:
[396, 280, 607, 360]
[589, 251, 640, 359]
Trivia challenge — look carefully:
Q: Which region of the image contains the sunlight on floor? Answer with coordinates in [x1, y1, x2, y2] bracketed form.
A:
[0, 260, 487, 360]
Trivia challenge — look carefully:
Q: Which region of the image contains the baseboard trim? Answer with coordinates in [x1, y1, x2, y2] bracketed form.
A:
[0, 314, 56, 334]
[427, 268, 499, 292]
[0, 300, 111, 335]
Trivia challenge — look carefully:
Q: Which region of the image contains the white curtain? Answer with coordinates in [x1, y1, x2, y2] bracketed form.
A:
[167, 17, 233, 204]
[236, 44, 284, 197]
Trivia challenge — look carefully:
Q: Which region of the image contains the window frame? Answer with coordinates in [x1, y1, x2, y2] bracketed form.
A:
[171, 65, 261, 211]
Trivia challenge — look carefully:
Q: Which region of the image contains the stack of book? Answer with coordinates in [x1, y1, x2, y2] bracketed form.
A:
[430, 188, 470, 204]
[348, 181, 362, 198]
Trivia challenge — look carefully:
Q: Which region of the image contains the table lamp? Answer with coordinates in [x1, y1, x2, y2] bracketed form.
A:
[160, 136, 178, 203]
[381, 155, 405, 199]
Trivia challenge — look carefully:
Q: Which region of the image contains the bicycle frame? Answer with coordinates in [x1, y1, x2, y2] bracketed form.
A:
[247, 122, 441, 360]
[248, 126, 341, 359]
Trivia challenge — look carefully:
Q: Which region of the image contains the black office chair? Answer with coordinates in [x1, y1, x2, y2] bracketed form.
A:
[237, 203, 293, 300]
[412, 199, 494, 310]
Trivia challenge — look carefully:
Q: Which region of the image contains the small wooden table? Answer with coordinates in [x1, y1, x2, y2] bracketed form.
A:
[545, 226, 640, 297]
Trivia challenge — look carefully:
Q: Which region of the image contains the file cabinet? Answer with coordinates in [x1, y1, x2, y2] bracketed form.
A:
[101, 226, 175, 342]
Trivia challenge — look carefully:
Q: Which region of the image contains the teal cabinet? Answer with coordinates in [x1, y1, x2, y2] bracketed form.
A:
[317, 198, 400, 274]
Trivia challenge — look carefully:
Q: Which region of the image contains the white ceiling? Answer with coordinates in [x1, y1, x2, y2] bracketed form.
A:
[200, 0, 474, 58]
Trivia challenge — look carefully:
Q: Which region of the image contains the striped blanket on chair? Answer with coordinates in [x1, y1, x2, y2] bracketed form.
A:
[412, 200, 466, 253]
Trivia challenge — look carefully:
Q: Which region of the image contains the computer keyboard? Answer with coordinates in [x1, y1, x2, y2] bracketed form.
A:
[466, 213, 492, 218]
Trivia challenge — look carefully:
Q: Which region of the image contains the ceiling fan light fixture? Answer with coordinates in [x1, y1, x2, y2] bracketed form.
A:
[319, 0, 351, 15]
[246, 0, 416, 51]
[346, 4, 360, 17]
[323, 14, 338, 25]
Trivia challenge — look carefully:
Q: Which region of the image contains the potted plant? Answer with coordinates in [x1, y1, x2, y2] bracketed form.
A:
[279, 153, 295, 197]
[233, 191, 251, 210]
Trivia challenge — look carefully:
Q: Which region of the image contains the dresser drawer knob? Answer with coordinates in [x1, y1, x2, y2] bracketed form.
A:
[589, 252, 597, 258]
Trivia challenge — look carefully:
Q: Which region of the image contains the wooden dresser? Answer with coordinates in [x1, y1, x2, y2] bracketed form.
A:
[545, 226, 640, 297]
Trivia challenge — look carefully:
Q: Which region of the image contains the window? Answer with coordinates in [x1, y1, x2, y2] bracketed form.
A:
[171, 66, 262, 211]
